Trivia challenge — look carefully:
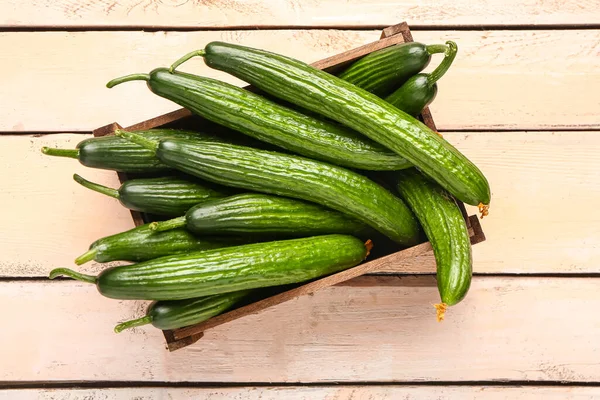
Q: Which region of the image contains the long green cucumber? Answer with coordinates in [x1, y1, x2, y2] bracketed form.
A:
[115, 131, 422, 246]
[74, 223, 244, 265]
[337, 41, 448, 96]
[73, 174, 228, 217]
[385, 41, 458, 117]
[172, 42, 490, 215]
[396, 169, 472, 321]
[114, 290, 252, 332]
[41, 129, 225, 173]
[106, 69, 411, 171]
[49, 234, 370, 300]
[151, 193, 370, 237]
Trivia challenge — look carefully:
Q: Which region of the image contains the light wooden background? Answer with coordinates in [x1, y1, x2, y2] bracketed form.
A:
[1, 0, 600, 398]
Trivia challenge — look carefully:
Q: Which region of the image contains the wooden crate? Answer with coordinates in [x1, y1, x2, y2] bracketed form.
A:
[93, 22, 486, 351]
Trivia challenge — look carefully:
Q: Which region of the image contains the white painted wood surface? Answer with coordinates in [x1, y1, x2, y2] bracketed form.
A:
[2, 0, 600, 393]
[3, 386, 600, 399]
[2, 277, 600, 382]
[2, 0, 598, 28]
[2, 30, 599, 132]
[2, 131, 597, 276]
[0, 134, 134, 277]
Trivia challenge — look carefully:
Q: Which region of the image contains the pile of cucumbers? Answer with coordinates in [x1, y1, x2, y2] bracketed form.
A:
[44, 38, 490, 333]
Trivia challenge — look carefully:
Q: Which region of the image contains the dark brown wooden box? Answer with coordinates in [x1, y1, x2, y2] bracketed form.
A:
[93, 22, 486, 351]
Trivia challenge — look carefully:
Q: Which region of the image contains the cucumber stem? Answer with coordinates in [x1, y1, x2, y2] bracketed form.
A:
[114, 129, 159, 152]
[114, 315, 153, 333]
[74, 248, 98, 265]
[434, 302, 447, 322]
[426, 43, 448, 55]
[364, 239, 373, 257]
[49, 268, 96, 284]
[41, 147, 79, 159]
[150, 216, 187, 232]
[427, 41, 458, 88]
[170, 49, 206, 72]
[73, 174, 119, 199]
[106, 73, 150, 88]
[478, 202, 490, 219]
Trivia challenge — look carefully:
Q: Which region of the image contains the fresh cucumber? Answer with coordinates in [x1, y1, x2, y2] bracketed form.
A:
[151, 193, 370, 238]
[337, 41, 448, 96]
[74, 223, 243, 265]
[114, 290, 251, 332]
[106, 69, 411, 171]
[385, 41, 458, 117]
[73, 174, 227, 217]
[41, 129, 217, 173]
[174, 42, 489, 215]
[396, 169, 472, 321]
[114, 131, 422, 246]
[50, 234, 371, 300]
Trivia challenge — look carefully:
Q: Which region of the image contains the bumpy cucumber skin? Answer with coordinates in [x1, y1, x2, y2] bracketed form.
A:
[76, 129, 217, 173]
[337, 42, 431, 96]
[76, 135, 166, 173]
[385, 74, 438, 117]
[144, 68, 410, 171]
[184, 193, 370, 237]
[118, 176, 227, 216]
[96, 234, 368, 300]
[396, 169, 472, 306]
[89, 223, 239, 263]
[148, 290, 251, 330]
[202, 42, 490, 207]
[155, 138, 421, 245]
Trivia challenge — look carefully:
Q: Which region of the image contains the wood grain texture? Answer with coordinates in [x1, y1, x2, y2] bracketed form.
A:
[1, 0, 598, 28]
[3, 276, 600, 382]
[0, 134, 135, 277]
[3, 387, 600, 399]
[1, 30, 375, 132]
[2, 131, 597, 277]
[2, 30, 599, 132]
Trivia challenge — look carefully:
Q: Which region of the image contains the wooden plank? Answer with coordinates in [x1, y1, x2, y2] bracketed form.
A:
[1, 130, 597, 277]
[1, 30, 376, 133]
[2, 30, 599, 132]
[3, 276, 600, 382]
[0, 134, 135, 278]
[1, 0, 598, 28]
[3, 386, 600, 399]
[422, 130, 600, 275]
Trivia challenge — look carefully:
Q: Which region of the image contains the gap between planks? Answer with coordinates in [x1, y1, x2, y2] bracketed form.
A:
[5, 127, 600, 136]
[3, 24, 600, 32]
[9, 273, 600, 285]
[5, 380, 600, 389]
